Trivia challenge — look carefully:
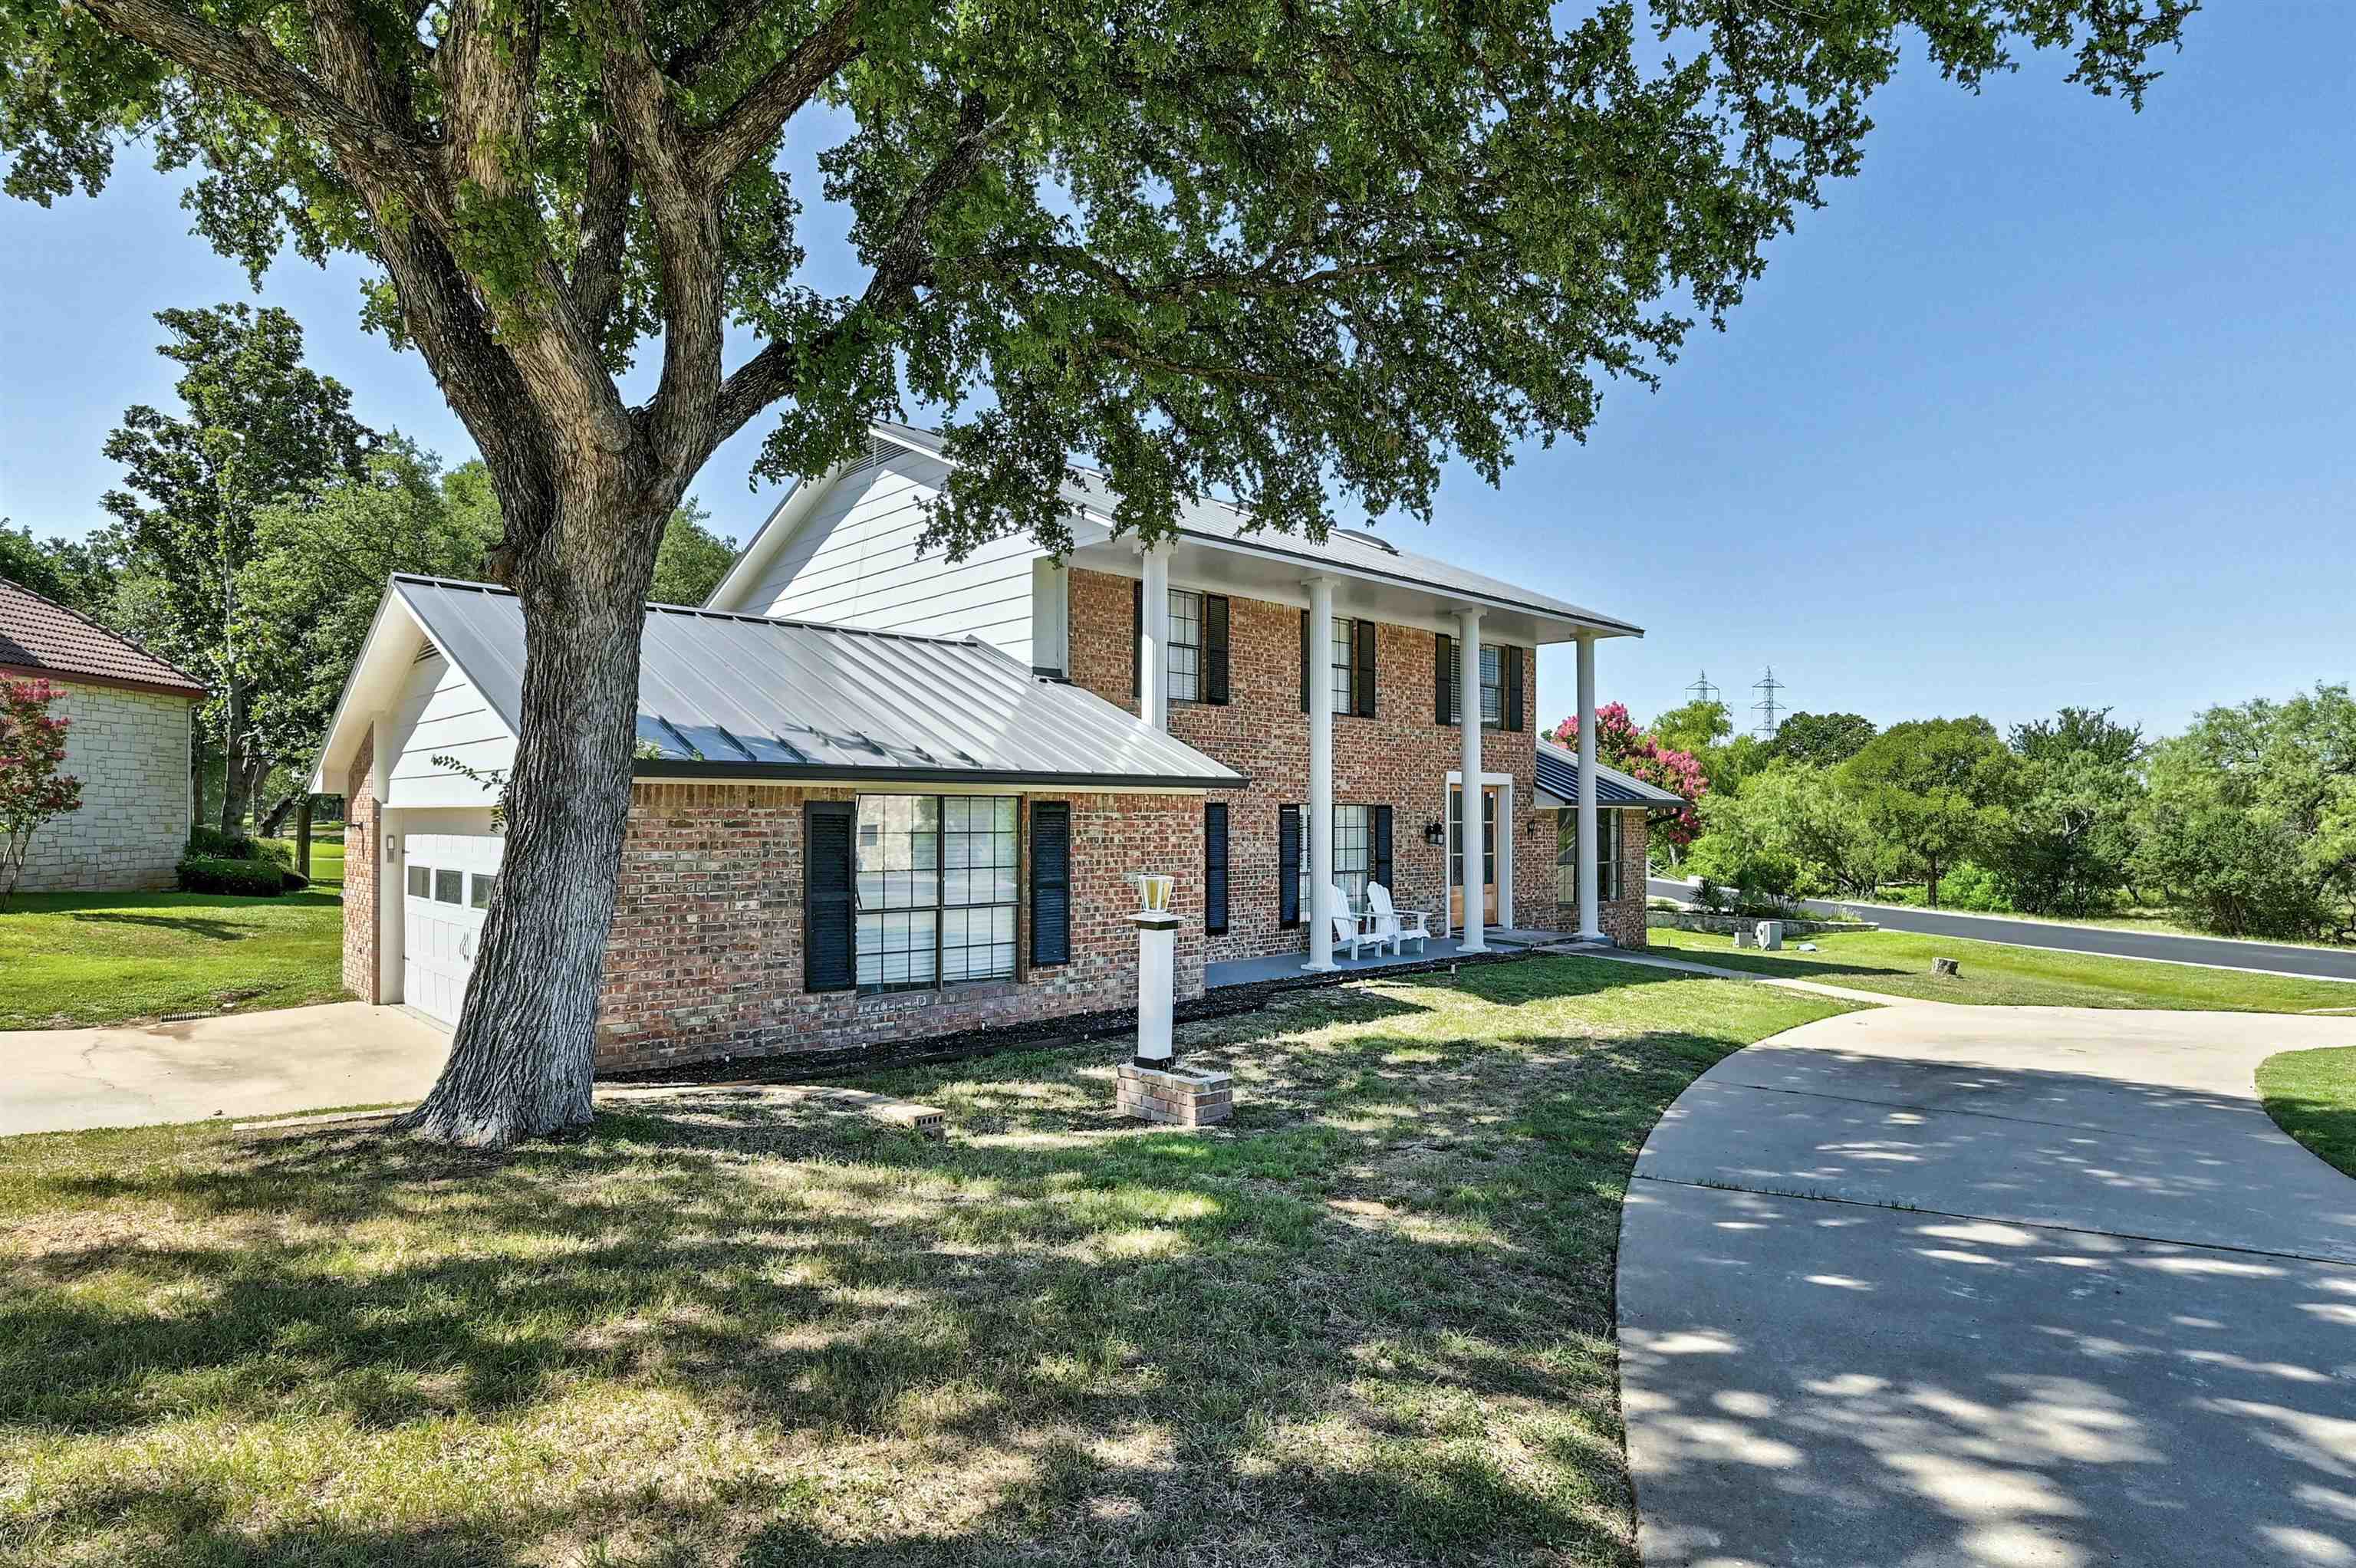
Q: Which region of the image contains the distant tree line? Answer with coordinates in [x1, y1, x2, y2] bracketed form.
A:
[1558, 692, 2356, 945]
[0, 304, 739, 836]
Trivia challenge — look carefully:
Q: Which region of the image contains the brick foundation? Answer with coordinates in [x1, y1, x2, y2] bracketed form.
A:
[1067, 567, 1545, 964]
[1117, 1061, 1233, 1126]
[342, 735, 379, 1001]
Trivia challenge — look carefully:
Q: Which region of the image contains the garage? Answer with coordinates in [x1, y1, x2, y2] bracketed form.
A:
[401, 831, 504, 1027]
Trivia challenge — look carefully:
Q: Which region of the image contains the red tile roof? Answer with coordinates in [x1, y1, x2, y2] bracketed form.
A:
[0, 577, 207, 699]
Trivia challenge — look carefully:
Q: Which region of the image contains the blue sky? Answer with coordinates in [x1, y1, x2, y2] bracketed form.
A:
[3, 4, 2348, 741]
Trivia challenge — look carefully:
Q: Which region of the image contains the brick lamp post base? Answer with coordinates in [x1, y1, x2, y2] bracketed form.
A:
[1117, 1062, 1233, 1127]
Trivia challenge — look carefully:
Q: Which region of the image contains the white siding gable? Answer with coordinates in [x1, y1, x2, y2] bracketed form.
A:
[384, 647, 515, 808]
[720, 449, 1051, 666]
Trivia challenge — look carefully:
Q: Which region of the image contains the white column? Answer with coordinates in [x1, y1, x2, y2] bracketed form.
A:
[1578, 633, 1603, 942]
[1138, 544, 1171, 729]
[1456, 608, 1487, 952]
[1303, 576, 1337, 970]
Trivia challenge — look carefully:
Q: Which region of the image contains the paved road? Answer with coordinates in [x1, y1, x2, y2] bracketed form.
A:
[1617, 1002, 2356, 1567]
[1647, 876, 2356, 984]
[2, 1002, 449, 1136]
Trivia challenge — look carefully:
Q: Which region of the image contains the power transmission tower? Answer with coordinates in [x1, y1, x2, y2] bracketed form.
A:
[1686, 669, 1720, 707]
[1752, 666, 1785, 739]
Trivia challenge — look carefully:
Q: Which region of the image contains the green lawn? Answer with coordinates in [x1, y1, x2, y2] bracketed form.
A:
[1646, 925, 2356, 1013]
[2257, 1047, 2356, 1179]
[0, 883, 347, 1030]
[0, 958, 1850, 1567]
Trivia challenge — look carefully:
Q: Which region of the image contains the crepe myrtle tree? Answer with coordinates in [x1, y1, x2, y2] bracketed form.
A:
[2, 0, 2192, 1147]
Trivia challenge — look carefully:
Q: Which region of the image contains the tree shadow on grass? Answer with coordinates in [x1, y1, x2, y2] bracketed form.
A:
[3, 961, 1795, 1565]
[63, 910, 272, 942]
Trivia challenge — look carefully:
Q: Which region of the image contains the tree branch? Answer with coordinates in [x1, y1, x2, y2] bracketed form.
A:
[711, 91, 1002, 445]
[689, 0, 864, 187]
[662, 0, 769, 84]
[77, 0, 429, 181]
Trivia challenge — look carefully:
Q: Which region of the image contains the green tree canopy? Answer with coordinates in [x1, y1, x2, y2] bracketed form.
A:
[649, 501, 737, 606]
[0, 0, 2199, 1143]
[1768, 711, 1878, 769]
[1837, 717, 2019, 908]
[2010, 705, 2144, 768]
[0, 521, 122, 616]
[101, 304, 373, 830]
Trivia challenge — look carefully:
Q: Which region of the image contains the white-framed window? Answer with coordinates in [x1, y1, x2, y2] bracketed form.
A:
[1298, 804, 1374, 912]
[1558, 811, 1622, 903]
[854, 794, 1018, 993]
[1330, 618, 1356, 714]
[1168, 588, 1203, 702]
[1479, 645, 1502, 728]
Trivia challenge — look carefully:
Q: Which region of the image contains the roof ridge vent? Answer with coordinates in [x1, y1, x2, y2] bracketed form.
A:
[1333, 526, 1398, 555]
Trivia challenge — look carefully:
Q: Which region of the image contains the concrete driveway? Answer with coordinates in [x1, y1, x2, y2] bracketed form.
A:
[1618, 1002, 2356, 1567]
[2, 1003, 449, 1136]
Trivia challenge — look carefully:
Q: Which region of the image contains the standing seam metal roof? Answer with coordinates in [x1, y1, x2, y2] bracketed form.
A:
[392, 575, 1245, 787]
[1534, 738, 1692, 810]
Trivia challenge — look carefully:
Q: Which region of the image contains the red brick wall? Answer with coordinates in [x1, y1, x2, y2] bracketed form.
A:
[1545, 807, 1650, 948]
[592, 782, 1206, 1073]
[1067, 567, 1542, 962]
[341, 735, 379, 1002]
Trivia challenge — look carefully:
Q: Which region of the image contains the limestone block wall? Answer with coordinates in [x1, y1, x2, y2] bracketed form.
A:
[13, 679, 195, 892]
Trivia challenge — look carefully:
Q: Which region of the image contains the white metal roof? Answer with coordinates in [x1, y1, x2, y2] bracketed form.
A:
[312, 575, 1247, 793]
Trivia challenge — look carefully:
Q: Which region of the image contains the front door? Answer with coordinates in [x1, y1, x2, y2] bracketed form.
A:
[1448, 785, 1499, 930]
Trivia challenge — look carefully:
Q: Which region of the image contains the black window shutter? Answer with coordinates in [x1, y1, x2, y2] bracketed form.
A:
[804, 800, 856, 992]
[1354, 617, 1376, 718]
[1204, 802, 1229, 935]
[1298, 610, 1311, 714]
[1278, 804, 1301, 927]
[1204, 594, 1230, 705]
[1130, 580, 1143, 701]
[1030, 801, 1071, 966]
[1504, 645, 1525, 731]
[1372, 805, 1394, 892]
[1435, 633, 1454, 725]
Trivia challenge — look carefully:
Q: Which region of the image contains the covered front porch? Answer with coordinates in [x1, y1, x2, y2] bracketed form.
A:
[1204, 928, 1588, 989]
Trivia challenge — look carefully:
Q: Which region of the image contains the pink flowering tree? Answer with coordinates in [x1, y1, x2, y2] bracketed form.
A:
[0, 679, 83, 906]
[1547, 702, 1709, 852]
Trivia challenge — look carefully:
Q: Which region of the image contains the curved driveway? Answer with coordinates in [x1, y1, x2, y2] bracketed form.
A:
[1618, 1002, 2356, 1567]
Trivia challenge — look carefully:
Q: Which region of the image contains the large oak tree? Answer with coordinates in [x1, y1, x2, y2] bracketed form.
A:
[3, 0, 2193, 1146]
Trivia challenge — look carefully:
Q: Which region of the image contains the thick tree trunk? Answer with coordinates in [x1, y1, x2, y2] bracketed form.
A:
[258, 790, 301, 837]
[218, 680, 251, 833]
[394, 484, 669, 1149]
[294, 795, 313, 879]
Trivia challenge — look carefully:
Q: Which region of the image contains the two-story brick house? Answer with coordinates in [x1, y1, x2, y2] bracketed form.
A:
[315, 423, 1670, 1073]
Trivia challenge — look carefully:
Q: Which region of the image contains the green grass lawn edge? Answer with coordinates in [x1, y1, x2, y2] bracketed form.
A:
[2256, 1047, 2356, 1181]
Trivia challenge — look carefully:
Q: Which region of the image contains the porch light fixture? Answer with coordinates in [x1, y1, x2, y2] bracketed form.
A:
[1422, 820, 1445, 847]
[1135, 873, 1176, 915]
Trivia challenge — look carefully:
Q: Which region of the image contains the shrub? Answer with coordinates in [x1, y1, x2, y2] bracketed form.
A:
[1937, 861, 2015, 913]
[176, 853, 288, 896]
[186, 824, 255, 860]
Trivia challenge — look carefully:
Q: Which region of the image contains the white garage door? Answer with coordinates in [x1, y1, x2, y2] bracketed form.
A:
[403, 832, 505, 1027]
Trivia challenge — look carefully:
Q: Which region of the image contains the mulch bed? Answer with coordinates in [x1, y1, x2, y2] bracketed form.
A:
[601, 945, 1551, 1088]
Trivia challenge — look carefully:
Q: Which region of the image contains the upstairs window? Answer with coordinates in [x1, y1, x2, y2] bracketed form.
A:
[1168, 589, 1203, 702]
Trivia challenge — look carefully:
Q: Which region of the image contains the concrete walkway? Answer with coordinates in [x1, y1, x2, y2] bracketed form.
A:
[1617, 1002, 2356, 1567]
[2, 1003, 449, 1136]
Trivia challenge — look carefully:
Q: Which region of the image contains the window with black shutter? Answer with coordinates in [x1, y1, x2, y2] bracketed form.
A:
[1029, 801, 1071, 967]
[1503, 645, 1525, 731]
[1204, 803, 1229, 934]
[1435, 633, 1455, 725]
[803, 800, 856, 992]
[1203, 595, 1230, 705]
[1354, 618, 1376, 718]
[1277, 804, 1301, 926]
[1372, 805, 1394, 893]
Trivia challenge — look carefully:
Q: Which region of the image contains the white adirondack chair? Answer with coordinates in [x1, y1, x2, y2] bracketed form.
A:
[1330, 892, 1385, 962]
[1364, 883, 1430, 956]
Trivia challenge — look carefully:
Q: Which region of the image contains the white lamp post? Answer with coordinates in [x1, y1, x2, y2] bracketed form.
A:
[1132, 872, 1179, 1068]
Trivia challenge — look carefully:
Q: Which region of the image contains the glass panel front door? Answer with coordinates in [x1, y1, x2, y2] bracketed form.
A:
[1447, 785, 1499, 929]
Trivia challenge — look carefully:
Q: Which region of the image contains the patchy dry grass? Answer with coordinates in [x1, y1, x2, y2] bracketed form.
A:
[0, 957, 1851, 1567]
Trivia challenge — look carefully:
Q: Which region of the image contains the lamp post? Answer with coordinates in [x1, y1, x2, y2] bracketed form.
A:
[1132, 872, 1179, 1070]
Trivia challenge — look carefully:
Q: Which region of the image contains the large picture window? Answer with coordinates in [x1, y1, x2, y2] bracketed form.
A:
[1168, 589, 1203, 702]
[1558, 811, 1622, 904]
[1297, 804, 1374, 911]
[855, 794, 1017, 992]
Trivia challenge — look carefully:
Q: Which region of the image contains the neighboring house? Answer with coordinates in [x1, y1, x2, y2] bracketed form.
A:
[0, 577, 206, 892]
[312, 424, 1655, 1073]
